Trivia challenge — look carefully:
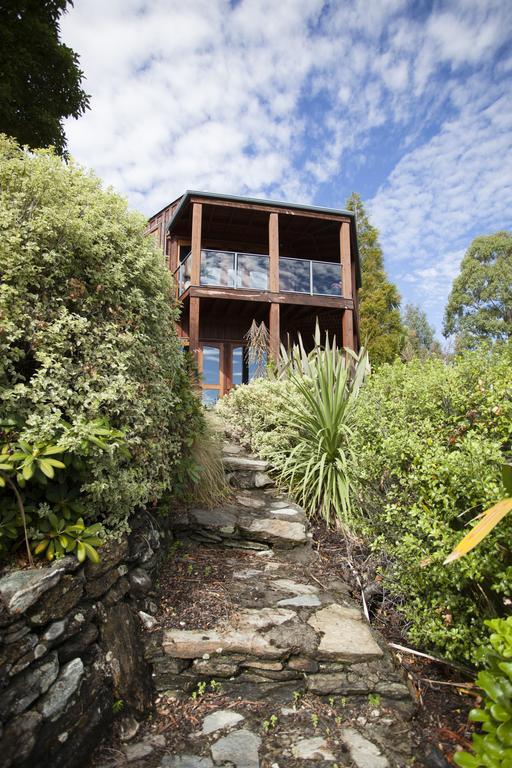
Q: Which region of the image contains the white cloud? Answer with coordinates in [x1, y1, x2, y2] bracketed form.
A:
[61, 0, 512, 331]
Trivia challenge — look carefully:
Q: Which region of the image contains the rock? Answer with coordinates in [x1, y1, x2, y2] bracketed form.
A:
[264, 617, 319, 656]
[306, 672, 370, 696]
[129, 567, 152, 597]
[123, 741, 154, 761]
[57, 623, 99, 664]
[85, 568, 120, 599]
[240, 519, 307, 548]
[291, 736, 335, 761]
[9, 641, 47, 676]
[36, 658, 84, 720]
[139, 611, 158, 630]
[277, 594, 321, 607]
[3, 620, 31, 643]
[340, 727, 389, 768]
[162, 608, 296, 659]
[0, 711, 43, 768]
[201, 709, 245, 734]
[0, 652, 59, 720]
[307, 604, 384, 661]
[270, 507, 300, 518]
[272, 579, 318, 595]
[104, 576, 130, 606]
[101, 602, 153, 715]
[41, 619, 67, 643]
[161, 756, 213, 768]
[0, 560, 72, 617]
[85, 536, 129, 578]
[120, 714, 141, 742]
[223, 456, 268, 472]
[0, 633, 38, 681]
[236, 496, 266, 509]
[254, 472, 273, 488]
[210, 729, 261, 768]
[28, 574, 84, 626]
[192, 657, 240, 677]
[242, 660, 283, 671]
[287, 657, 319, 673]
[375, 681, 411, 699]
[421, 745, 452, 767]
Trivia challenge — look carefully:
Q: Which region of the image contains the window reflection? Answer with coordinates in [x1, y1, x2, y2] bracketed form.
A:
[280, 258, 310, 293]
[202, 390, 219, 406]
[312, 262, 342, 296]
[202, 346, 220, 385]
[201, 251, 236, 287]
[236, 254, 268, 290]
[232, 346, 244, 385]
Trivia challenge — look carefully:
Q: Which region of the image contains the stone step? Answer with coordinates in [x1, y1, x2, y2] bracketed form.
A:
[222, 446, 273, 490]
[172, 490, 310, 552]
[144, 555, 411, 710]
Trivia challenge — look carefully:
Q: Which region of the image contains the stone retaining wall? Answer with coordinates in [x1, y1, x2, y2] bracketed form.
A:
[0, 510, 169, 768]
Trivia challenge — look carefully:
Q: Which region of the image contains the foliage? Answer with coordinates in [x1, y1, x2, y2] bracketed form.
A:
[188, 413, 229, 508]
[0, 417, 127, 563]
[217, 377, 295, 461]
[446, 464, 512, 564]
[0, 136, 203, 546]
[455, 617, 512, 767]
[401, 303, 440, 361]
[219, 329, 369, 527]
[351, 344, 512, 661]
[271, 333, 369, 526]
[444, 232, 512, 351]
[0, 1, 89, 156]
[345, 192, 404, 365]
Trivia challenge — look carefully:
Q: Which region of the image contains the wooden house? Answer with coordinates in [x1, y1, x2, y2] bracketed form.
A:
[148, 191, 361, 404]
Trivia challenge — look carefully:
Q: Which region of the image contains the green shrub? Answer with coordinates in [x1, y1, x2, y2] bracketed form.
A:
[351, 344, 512, 661]
[218, 336, 368, 527]
[0, 135, 203, 544]
[455, 617, 512, 767]
[217, 377, 296, 460]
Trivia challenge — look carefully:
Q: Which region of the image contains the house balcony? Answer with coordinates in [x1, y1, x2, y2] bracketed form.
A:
[177, 248, 343, 298]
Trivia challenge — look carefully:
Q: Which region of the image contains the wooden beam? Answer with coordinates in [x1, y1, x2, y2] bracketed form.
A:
[189, 296, 200, 359]
[188, 285, 354, 310]
[340, 221, 353, 300]
[191, 203, 202, 286]
[342, 308, 354, 351]
[189, 196, 352, 224]
[269, 303, 280, 361]
[269, 212, 279, 292]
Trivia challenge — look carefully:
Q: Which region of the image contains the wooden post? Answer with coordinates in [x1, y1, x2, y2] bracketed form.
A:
[189, 297, 200, 361]
[269, 212, 279, 293]
[340, 222, 354, 350]
[191, 203, 202, 286]
[269, 302, 280, 362]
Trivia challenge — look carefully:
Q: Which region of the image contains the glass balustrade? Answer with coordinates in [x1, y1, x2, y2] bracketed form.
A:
[177, 249, 342, 297]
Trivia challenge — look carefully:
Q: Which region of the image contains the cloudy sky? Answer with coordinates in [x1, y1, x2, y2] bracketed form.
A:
[61, 0, 512, 335]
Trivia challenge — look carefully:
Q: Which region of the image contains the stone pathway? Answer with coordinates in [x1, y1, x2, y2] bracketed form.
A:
[94, 446, 416, 768]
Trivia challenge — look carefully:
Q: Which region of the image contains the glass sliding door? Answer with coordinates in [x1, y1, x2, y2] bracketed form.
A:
[200, 344, 222, 405]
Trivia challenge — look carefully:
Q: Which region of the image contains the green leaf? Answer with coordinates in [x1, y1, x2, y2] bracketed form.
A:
[22, 461, 34, 480]
[76, 542, 86, 563]
[39, 459, 55, 479]
[503, 464, 512, 496]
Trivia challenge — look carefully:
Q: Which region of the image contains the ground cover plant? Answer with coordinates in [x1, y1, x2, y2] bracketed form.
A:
[0, 135, 203, 563]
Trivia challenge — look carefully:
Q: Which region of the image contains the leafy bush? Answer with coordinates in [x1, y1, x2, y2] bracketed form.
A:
[351, 344, 512, 661]
[0, 135, 203, 549]
[455, 617, 512, 767]
[219, 334, 368, 527]
[217, 377, 296, 460]
[0, 417, 126, 562]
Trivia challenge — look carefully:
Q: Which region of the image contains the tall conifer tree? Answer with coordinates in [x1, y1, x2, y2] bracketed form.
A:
[345, 193, 403, 365]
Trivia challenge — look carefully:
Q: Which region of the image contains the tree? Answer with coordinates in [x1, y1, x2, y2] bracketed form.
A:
[443, 231, 512, 350]
[0, 1, 89, 155]
[345, 192, 404, 366]
[401, 303, 439, 360]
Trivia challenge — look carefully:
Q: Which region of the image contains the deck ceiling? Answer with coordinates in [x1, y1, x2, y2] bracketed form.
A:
[171, 202, 342, 262]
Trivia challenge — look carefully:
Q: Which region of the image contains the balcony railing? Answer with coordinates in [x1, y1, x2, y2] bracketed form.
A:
[177, 249, 342, 297]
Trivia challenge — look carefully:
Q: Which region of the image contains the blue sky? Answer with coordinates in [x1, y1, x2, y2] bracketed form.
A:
[61, 0, 512, 336]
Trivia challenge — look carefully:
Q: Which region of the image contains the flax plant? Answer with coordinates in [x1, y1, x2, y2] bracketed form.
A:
[273, 327, 369, 528]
